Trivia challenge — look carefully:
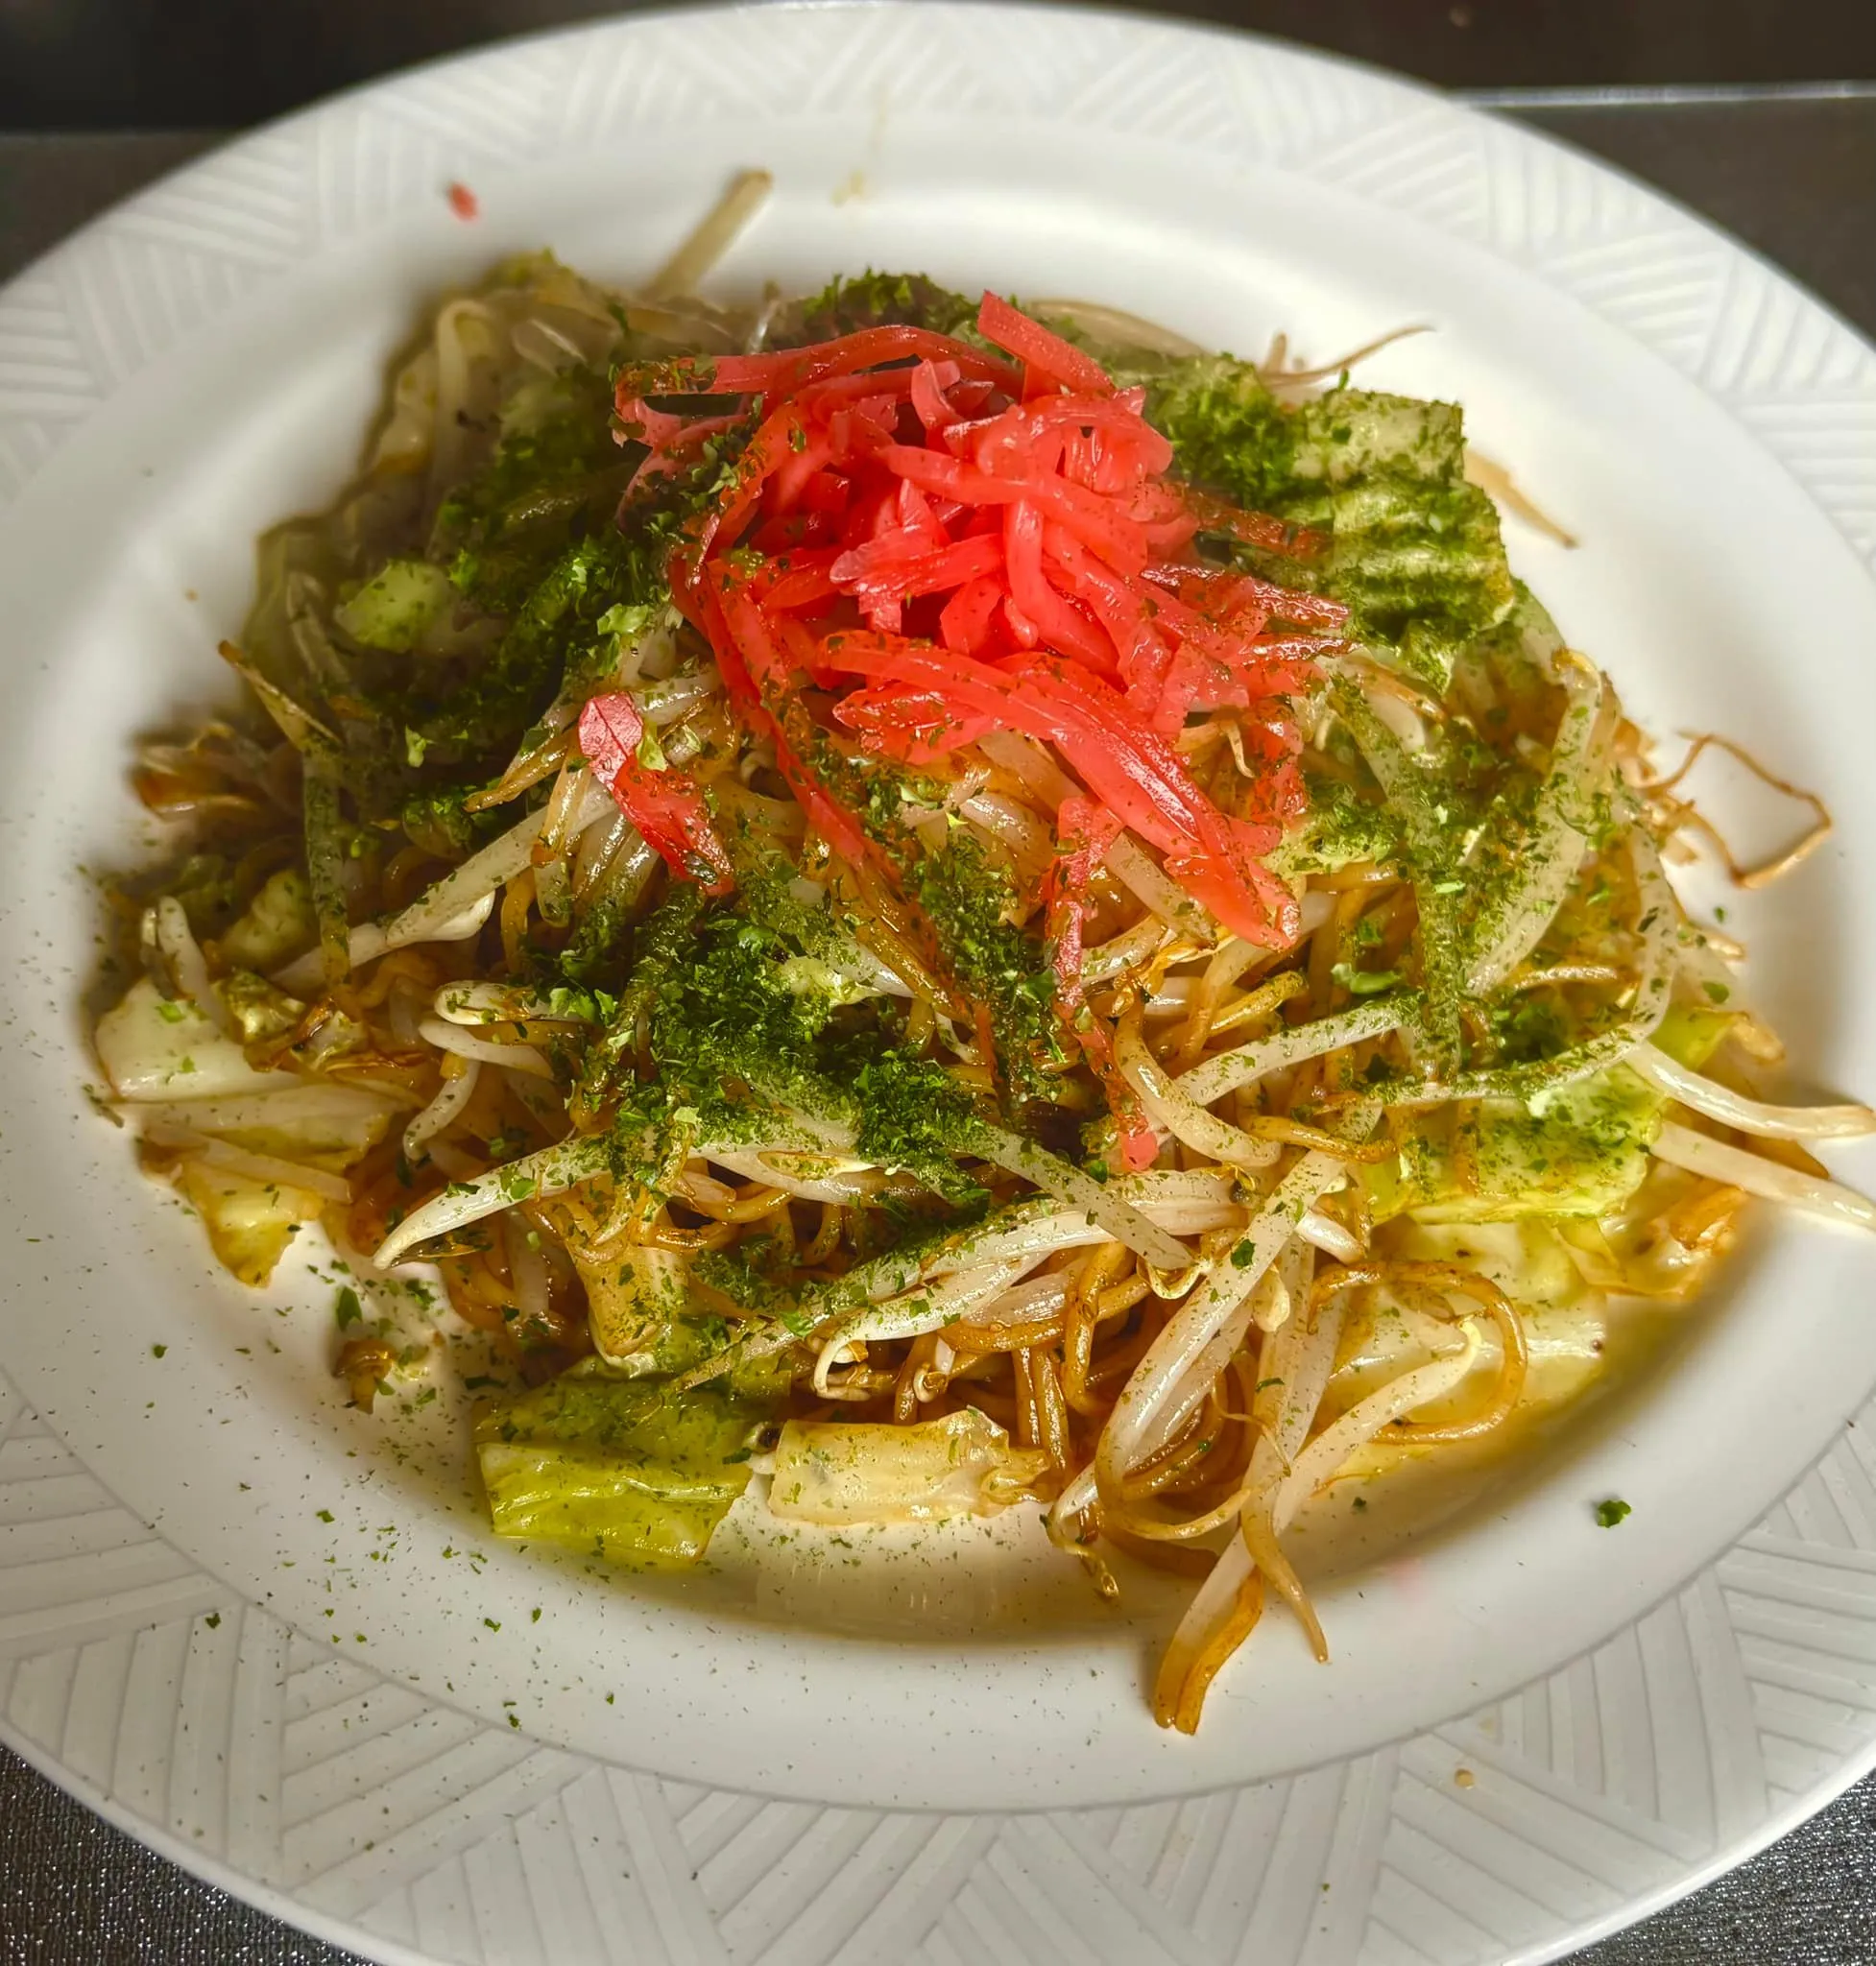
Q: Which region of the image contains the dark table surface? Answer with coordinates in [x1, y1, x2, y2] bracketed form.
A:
[2, 5, 1875, 1961]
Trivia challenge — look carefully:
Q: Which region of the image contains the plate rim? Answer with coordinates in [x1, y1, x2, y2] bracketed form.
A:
[3, 4, 1876, 1960]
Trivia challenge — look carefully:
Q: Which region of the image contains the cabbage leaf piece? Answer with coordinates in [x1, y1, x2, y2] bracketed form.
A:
[1374, 1067, 1668, 1225]
[1366, 1218, 1609, 1411]
[334, 559, 457, 654]
[1359, 1003, 1738, 1226]
[1123, 353, 1516, 691]
[473, 1365, 761, 1567]
[94, 976, 292, 1101]
[767, 1407, 1047, 1526]
[176, 1162, 327, 1286]
[217, 868, 318, 972]
[579, 1243, 695, 1372]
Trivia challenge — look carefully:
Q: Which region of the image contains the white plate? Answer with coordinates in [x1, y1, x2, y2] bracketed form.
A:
[3, 4, 1876, 1958]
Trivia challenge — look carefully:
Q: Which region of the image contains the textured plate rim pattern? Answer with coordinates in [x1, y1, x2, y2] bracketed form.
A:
[3, 6, 1876, 1961]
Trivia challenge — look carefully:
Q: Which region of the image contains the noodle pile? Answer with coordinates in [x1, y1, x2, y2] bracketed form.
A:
[92, 182, 1876, 1732]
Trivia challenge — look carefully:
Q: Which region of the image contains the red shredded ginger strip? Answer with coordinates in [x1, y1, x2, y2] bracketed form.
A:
[611, 290, 1343, 948]
[1044, 797, 1157, 1171]
[577, 694, 734, 897]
